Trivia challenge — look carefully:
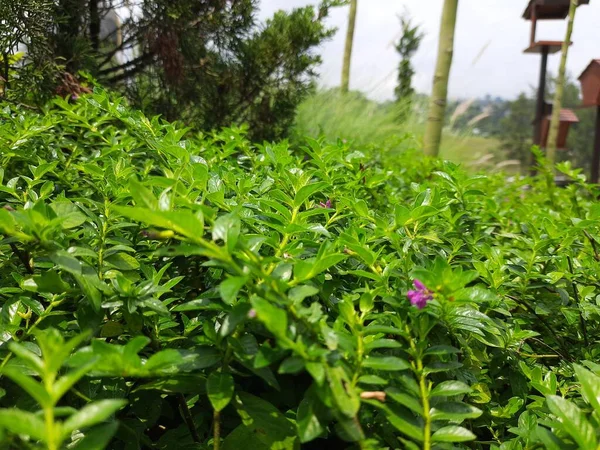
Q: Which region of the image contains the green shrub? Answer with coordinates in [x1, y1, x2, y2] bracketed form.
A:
[0, 91, 600, 449]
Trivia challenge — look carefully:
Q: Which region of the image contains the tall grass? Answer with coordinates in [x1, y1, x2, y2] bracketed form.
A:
[293, 89, 507, 169]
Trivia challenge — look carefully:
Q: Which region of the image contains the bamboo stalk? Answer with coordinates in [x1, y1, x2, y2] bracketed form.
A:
[423, 0, 459, 157]
[546, 0, 578, 165]
[341, 0, 358, 94]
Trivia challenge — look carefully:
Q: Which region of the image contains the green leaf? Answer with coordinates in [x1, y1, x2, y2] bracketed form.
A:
[50, 202, 87, 229]
[0, 208, 19, 236]
[574, 364, 600, 413]
[220, 303, 252, 337]
[279, 356, 305, 374]
[22, 271, 70, 294]
[50, 250, 83, 275]
[219, 276, 247, 305]
[103, 253, 140, 270]
[430, 402, 482, 422]
[364, 339, 402, 351]
[232, 392, 298, 449]
[294, 254, 346, 282]
[53, 359, 98, 400]
[0, 408, 46, 441]
[294, 182, 328, 207]
[363, 356, 410, 371]
[326, 366, 360, 418]
[535, 425, 566, 450]
[546, 395, 597, 450]
[129, 179, 158, 210]
[144, 349, 184, 373]
[207, 372, 235, 412]
[297, 397, 324, 443]
[431, 381, 472, 397]
[394, 204, 411, 226]
[431, 426, 476, 442]
[114, 206, 204, 242]
[62, 399, 127, 436]
[382, 403, 423, 442]
[251, 297, 288, 341]
[1, 367, 51, 407]
[70, 422, 119, 450]
[7, 342, 44, 374]
[288, 285, 319, 303]
[73, 273, 102, 311]
[222, 424, 269, 450]
[212, 213, 241, 252]
[134, 375, 207, 394]
[358, 375, 388, 386]
[386, 388, 423, 415]
[334, 415, 365, 442]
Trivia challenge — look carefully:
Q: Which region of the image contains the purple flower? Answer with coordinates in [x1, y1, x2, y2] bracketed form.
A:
[247, 309, 257, 319]
[319, 199, 332, 208]
[407, 279, 433, 309]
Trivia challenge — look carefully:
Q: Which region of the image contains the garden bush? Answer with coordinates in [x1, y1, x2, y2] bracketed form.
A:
[1, 91, 600, 449]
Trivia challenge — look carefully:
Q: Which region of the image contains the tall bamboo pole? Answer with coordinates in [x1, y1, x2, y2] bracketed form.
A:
[423, 0, 459, 157]
[546, 0, 578, 165]
[341, 0, 358, 94]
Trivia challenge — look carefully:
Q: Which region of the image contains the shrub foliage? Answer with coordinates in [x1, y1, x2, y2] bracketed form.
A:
[1, 92, 600, 449]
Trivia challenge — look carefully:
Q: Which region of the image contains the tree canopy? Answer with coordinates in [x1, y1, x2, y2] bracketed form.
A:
[1, 0, 342, 141]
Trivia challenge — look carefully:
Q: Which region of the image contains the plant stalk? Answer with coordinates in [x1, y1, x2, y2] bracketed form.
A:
[178, 393, 201, 443]
[546, 0, 578, 165]
[213, 409, 221, 450]
[423, 0, 459, 157]
[567, 256, 589, 347]
[341, 0, 358, 93]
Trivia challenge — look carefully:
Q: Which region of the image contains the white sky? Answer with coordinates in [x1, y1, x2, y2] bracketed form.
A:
[259, 0, 600, 101]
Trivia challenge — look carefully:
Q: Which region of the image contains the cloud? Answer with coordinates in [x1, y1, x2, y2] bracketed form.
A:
[259, 0, 600, 101]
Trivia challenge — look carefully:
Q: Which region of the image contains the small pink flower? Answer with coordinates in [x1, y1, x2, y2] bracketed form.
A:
[407, 279, 433, 309]
[319, 199, 332, 208]
[248, 309, 257, 319]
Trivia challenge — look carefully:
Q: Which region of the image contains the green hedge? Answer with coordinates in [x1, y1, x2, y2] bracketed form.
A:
[1, 90, 600, 449]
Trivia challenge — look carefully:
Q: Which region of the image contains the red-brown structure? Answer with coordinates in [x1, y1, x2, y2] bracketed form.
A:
[524, 0, 588, 49]
[540, 108, 579, 149]
[579, 60, 600, 107]
[523, 0, 590, 21]
[522, 0, 588, 174]
[578, 60, 600, 184]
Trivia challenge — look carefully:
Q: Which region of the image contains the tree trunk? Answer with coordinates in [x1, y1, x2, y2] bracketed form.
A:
[89, 0, 100, 52]
[423, 0, 459, 157]
[546, 0, 577, 165]
[341, 0, 357, 94]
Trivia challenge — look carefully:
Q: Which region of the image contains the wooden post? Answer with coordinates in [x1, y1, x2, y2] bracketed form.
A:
[530, 46, 548, 175]
[534, 47, 549, 146]
[592, 105, 600, 184]
[530, 7, 537, 46]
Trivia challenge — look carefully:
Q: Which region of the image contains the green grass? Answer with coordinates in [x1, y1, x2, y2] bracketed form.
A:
[293, 90, 507, 170]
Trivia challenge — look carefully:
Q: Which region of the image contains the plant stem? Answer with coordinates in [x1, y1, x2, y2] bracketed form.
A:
[417, 356, 431, 450]
[351, 328, 364, 387]
[177, 393, 201, 443]
[506, 294, 572, 361]
[213, 409, 221, 450]
[567, 256, 589, 347]
[409, 334, 431, 449]
[45, 405, 57, 450]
